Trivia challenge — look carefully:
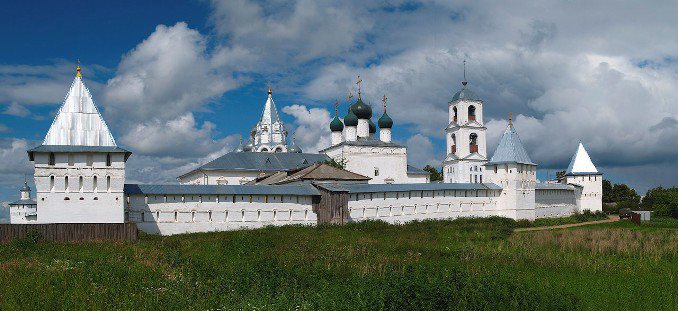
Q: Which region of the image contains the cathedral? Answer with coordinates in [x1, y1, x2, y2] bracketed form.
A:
[8, 64, 603, 235]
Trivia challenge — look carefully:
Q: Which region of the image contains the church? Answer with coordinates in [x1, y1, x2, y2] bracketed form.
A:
[9, 64, 603, 235]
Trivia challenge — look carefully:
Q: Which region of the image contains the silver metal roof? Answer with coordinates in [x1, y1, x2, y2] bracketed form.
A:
[488, 123, 536, 165]
[318, 137, 405, 152]
[124, 184, 321, 196]
[535, 183, 576, 190]
[27, 145, 132, 161]
[451, 85, 481, 102]
[319, 183, 501, 193]
[566, 143, 600, 175]
[9, 199, 37, 206]
[43, 75, 116, 147]
[179, 152, 330, 177]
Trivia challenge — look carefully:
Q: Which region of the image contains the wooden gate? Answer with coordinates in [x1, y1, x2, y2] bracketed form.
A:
[313, 187, 349, 225]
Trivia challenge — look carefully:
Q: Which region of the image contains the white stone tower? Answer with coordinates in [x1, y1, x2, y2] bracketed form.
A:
[562, 143, 603, 212]
[443, 64, 487, 183]
[249, 85, 288, 152]
[8, 182, 38, 224]
[28, 63, 131, 223]
[352, 76, 373, 139]
[484, 116, 537, 220]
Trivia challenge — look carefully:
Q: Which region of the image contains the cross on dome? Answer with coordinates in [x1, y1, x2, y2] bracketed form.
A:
[356, 75, 362, 99]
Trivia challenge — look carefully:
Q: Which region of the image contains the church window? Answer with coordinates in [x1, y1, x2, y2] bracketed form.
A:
[49, 153, 55, 165]
[275, 147, 283, 152]
[64, 176, 69, 192]
[64, 197, 70, 200]
[50, 176, 55, 192]
[468, 105, 476, 121]
[374, 167, 379, 176]
[480, 176, 483, 183]
[106, 154, 111, 166]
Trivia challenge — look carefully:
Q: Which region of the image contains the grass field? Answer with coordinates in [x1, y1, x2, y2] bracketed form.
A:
[0, 217, 676, 310]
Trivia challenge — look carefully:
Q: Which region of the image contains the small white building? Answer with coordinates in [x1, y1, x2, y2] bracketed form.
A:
[8, 183, 38, 224]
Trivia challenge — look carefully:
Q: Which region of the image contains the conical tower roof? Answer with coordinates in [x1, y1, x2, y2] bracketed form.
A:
[259, 88, 281, 126]
[488, 122, 535, 165]
[566, 143, 598, 175]
[43, 68, 116, 146]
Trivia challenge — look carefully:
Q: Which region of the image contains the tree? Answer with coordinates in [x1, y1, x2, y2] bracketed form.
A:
[602, 179, 613, 203]
[641, 186, 678, 216]
[323, 158, 347, 170]
[423, 165, 443, 182]
[555, 170, 566, 180]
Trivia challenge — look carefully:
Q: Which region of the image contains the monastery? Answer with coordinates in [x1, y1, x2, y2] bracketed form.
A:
[9, 65, 603, 235]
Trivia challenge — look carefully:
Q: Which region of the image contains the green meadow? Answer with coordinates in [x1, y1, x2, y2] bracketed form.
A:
[1, 216, 676, 310]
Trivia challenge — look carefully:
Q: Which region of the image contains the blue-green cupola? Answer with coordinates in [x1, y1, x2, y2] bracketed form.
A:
[330, 100, 344, 132]
[352, 98, 372, 119]
[344, 105, 358, 126]
[378, 95, 393, 128]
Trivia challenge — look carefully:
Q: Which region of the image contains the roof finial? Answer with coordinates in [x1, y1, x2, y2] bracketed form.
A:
[348, 92, 354, 108]
[356, 75, 362, 99]
[76, 59, 81, 77]
[508, 112, 513, 125]
[335, 99, 339, 116]
[382, 94, 387, 112]
[461, 59, 467, 87]
[267, 82, 272, 95]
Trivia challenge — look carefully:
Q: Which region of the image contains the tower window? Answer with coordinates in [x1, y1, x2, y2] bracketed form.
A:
[374, 167, 379, 176]
[64, 176, 69, 192]
[79, 176, 83, 192]
[107, 176, 111, 192]
[468, 105, 476, 121]
[469, 133, 478, 153]
[49, 153, 55, 165]
[453, 106, 458, 122]
[106, 154, 112, 166]
[50, 176, 55, 192]
[93, 176, 98, 192]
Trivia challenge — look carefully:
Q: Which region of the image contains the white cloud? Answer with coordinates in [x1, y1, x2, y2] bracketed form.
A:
[405, 134, 440, 168]
[3, 102, 30, 117]
[120, 113, 238, 158]
[281, 104, 332, 152]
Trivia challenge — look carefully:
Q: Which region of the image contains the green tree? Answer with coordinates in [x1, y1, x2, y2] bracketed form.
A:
[555, 171, 566, 179]
[641, 186, 678, 216]
[602, 179, 613, 203]
[423, 165, 443, 182]
[323, 158, 347, 170]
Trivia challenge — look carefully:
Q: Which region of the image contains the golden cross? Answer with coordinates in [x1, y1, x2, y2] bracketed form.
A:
[348, 92, 353, 107]
[267, 82, 272, 94]
[76, 59, 81, 77]
[382, 94, 387, 111]
[509, 112, 513, 125]
[335, 99, 339, 116]
[356, 75, 362, 99]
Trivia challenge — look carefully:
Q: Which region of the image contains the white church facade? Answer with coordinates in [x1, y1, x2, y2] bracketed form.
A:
[10, 65, 603, 235]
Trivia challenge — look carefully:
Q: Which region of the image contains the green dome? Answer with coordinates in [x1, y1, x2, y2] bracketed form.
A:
[344, 107, 359, 126]
[378, 111, 393, 128]
[330, 116, 344, 132]
[352, 98, 372, 119]
[368, 119, 376, 133]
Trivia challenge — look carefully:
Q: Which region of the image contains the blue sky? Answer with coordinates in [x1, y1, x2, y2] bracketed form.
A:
[3, 0, 678, 220]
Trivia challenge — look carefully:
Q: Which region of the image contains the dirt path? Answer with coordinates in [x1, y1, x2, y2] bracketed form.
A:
[514, 215, 620, 232]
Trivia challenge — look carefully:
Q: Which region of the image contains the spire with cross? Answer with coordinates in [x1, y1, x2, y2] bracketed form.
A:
[356, 75, 362, 99]
[382, 94, 387, 112]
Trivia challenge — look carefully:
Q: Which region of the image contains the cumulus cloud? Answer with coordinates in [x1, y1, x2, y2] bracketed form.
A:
[3, 102, 30, 117]
[405, 134, 440, 168]
[281, 104, 332, 152]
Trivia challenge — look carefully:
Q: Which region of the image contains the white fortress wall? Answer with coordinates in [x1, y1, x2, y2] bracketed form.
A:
[534, 186, 578, 218]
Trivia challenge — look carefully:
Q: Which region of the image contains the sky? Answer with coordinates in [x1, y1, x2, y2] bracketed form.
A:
[2, 0, 678, 222]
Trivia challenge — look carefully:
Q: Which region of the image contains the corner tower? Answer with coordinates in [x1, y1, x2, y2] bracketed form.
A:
[562, 143, 603, 212]
[443, 64, 487, 183]
[28, 63, 131, 223]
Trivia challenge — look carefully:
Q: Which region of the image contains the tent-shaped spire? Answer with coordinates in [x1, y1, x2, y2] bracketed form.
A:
[43, 72, 116, 146]
[259, 87, 281, 126]
[488, 123, 535, 165]
[566, 143, 598, 175]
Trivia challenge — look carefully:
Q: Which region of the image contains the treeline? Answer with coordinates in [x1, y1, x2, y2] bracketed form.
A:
[603, 180, 678, 216]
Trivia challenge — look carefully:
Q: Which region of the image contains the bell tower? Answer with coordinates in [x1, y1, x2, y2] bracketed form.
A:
[443, 61, 487, 183]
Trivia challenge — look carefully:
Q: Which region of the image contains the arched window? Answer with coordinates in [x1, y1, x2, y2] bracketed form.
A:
[93, 176, 98, 192]
[469, 133, 478, 153]
[453, 106, 458, 122]
[468, 105, 476, 121]
[451, 134, 456, 153]
[106, 153, 112, 166]
[274, 147, 283, 152]
[261, 148, 269, 152]
[49, 153, 55, 166]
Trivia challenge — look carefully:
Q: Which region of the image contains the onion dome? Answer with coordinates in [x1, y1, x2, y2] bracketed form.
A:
[344, 107, 358, 126]
[330, 116, 344, 132]
[452, 81, 481, 101]
[378, 111, 393, 128]
[243, 139, 254, 152]
[352, 98, 372, 119]
[234, 138, 244, 152]
[21, 182, 31, 192]
[368, 119, 376, 134]
[288, 138, 302, 153]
